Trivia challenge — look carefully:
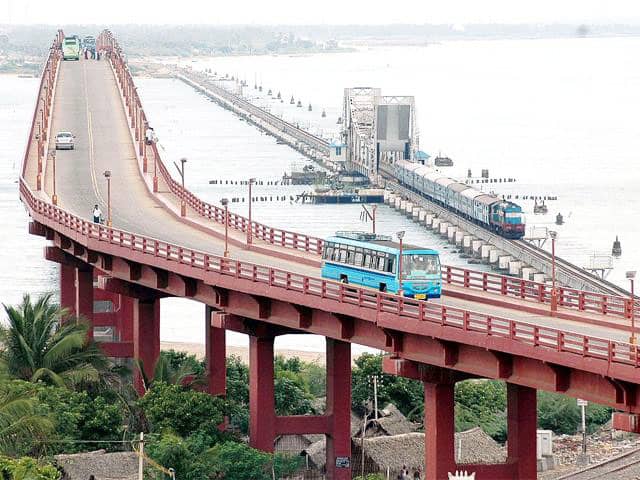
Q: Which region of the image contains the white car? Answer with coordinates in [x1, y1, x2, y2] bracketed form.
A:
[55, 132, 75, 150]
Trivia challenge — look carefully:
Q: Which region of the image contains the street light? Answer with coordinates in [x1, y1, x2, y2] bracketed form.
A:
[50, 150, 57, 206]
[627, 271, 637, 345]
[221, 198, 229, 257]
[103, 170, 112, 227]
[396, 231, 405, 297]
[173, 157, 187, 217]
[549, 230, 558, 314]
[247, 178, 256, 245]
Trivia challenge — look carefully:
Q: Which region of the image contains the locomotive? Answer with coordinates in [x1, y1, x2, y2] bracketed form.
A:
[390, 160, 525, 239]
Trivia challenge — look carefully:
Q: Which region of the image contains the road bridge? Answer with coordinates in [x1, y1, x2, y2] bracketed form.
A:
[18, 30, 640, 479]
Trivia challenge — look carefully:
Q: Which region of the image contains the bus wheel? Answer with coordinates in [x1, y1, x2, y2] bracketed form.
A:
[340, 275, 349, 284]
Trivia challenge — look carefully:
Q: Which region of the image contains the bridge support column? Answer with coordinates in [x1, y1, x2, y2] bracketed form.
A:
[506, 383, 537, 479]
[249, 334, 276, 452]
[75, 265, 94, 340]
[133, 298, 160, 394]
[60, 263, 76, 315]
[205, 306, 226, 397]
[325, 339, 352, 480]
[424, 381, 456, 479]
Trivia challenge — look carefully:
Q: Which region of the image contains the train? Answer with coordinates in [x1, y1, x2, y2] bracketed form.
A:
[388, 160, 525, 239]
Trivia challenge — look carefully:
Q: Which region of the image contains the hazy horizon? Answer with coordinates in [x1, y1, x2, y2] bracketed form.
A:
[5, 0, 640, 26]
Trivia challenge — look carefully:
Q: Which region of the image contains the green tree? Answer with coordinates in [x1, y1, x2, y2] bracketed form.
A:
[537, 391, 612, 435]
[137, 351, 205, 392]
[455, 380, 507, 441]
[206, 441, 299, 480]
[0, 379, 52, 456]
[0, 294, 110, 389]
[137, 382, 226, 439]
[351, 353, 423, 420]
[3, 380, 124, 455]
[0, 456, 60, 480]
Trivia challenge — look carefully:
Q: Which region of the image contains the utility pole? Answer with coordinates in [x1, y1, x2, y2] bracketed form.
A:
[373, 375, 379, 421]
[138, 432, 144, 480]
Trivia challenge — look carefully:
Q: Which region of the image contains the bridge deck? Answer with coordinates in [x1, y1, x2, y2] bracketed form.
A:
[35, 58, 633, 350]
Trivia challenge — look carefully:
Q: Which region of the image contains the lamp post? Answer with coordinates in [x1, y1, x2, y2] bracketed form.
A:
[103, 170, 112, 227]
[549, 230, 558, 314]
[174, 157, 187, 217]
[221, 198, 229, 257]
[51, 150, 57, 205]
[247, 178, 256, 245]
[627, 271, 637, 346]
[397, 230, 405, 297]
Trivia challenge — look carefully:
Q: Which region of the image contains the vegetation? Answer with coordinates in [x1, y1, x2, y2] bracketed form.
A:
[0, 456, 60, 480]
[0, 292, 617, 479]
[0, 294, 110, 389]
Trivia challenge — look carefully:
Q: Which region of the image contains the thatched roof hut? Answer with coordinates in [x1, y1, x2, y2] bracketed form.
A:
[351, 428, 507, 477]
[55, 450, 140, 480]
[275, 433, 325, 455]
[357, 403, 419, 437]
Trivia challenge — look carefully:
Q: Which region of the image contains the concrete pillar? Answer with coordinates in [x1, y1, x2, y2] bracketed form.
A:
[424, 382, 456, 479]
[499, 255, 512, 269]
[425, 213, 434, 227]
[412, 207, 422, 221]
[60, 263, 76, 316]
[385, 192, 394, 204]
[507, 384, 538, 479]
[533, 273, 546, 283]
[481, 244, 494, 260]
[447, 226, 457, 242]
[455, 231, 465, 245]
[509, 260, 522, 275]
[489, 249, 501, 264]
[205, 306, 226, 397]
[463, 235, 473, 250]
[325, 339, 352, 480]
[399, 199, 406, 211]
[249, 335, 276, 452]
[432, 217, 441, 231]
[75, 266, 93, 340]
[404, 202, 413, 216]
[418, 210, 427, 223]
[472, 240, 484, 256]
[439, 222, 450, 235]
[394, 197, 402, 210]
[133, 297, 160, 394]
[521, 267, 533, 281]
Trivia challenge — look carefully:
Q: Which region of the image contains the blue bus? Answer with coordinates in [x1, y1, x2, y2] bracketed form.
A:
[321, 232, 441, 299]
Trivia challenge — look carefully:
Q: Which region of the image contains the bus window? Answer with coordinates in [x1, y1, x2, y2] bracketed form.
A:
[324, 247, 334, 260]
[354, 251, 364, 266]
[403, 254, 440, 277]
[387, 256, 396, 274]
[377, 256, 386, 272]
[363, 253, 372, 268]
[339, 249, 348, 263]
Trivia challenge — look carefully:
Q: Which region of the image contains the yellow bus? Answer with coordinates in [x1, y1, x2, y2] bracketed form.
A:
[62, 36, 80, 61]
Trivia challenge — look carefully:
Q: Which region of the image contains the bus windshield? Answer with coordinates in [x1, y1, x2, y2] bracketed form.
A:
[402, 254, 440, 278]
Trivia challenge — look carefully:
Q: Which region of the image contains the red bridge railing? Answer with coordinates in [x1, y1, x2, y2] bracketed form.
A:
[19, 177, 640, 372]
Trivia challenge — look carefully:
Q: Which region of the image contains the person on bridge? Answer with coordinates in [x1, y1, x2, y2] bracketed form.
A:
[92, 204, 103, 224]
[145, 126, 157, 146]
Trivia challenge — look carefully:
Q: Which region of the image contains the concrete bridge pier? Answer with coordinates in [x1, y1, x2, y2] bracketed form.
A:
[205, 306, 226, 396]
[249, 334, 352, 480]
[386, 359, 537, 480]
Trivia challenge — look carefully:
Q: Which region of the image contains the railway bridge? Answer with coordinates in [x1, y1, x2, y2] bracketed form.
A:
[18, 30, 640, 479]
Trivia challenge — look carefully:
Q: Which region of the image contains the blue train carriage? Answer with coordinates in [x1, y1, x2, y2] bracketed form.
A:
[490, 200, 526, 239]
[321, 231, 442, 299]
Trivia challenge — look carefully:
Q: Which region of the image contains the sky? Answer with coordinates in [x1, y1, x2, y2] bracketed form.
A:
[3, 0, 640, 25]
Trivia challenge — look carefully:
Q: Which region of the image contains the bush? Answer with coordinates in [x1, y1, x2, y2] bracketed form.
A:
[3, 380, 124, 455]
[137, 382, 226, 438]
[0, 456, 60, 480]
[538, 391, 612, 435]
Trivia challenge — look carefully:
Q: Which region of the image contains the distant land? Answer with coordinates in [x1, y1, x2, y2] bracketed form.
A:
[3, 23, 640, 73]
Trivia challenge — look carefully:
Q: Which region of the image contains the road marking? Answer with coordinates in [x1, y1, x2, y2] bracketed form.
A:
[82, 61, 105, 206]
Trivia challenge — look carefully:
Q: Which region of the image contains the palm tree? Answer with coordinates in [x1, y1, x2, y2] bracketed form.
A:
[136, 352, 205, 393]
[0, 293, 110, 389]
[0, 369, 52, 455]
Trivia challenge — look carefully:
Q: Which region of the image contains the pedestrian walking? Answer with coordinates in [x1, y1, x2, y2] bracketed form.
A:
[413, 467, 421, 479]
